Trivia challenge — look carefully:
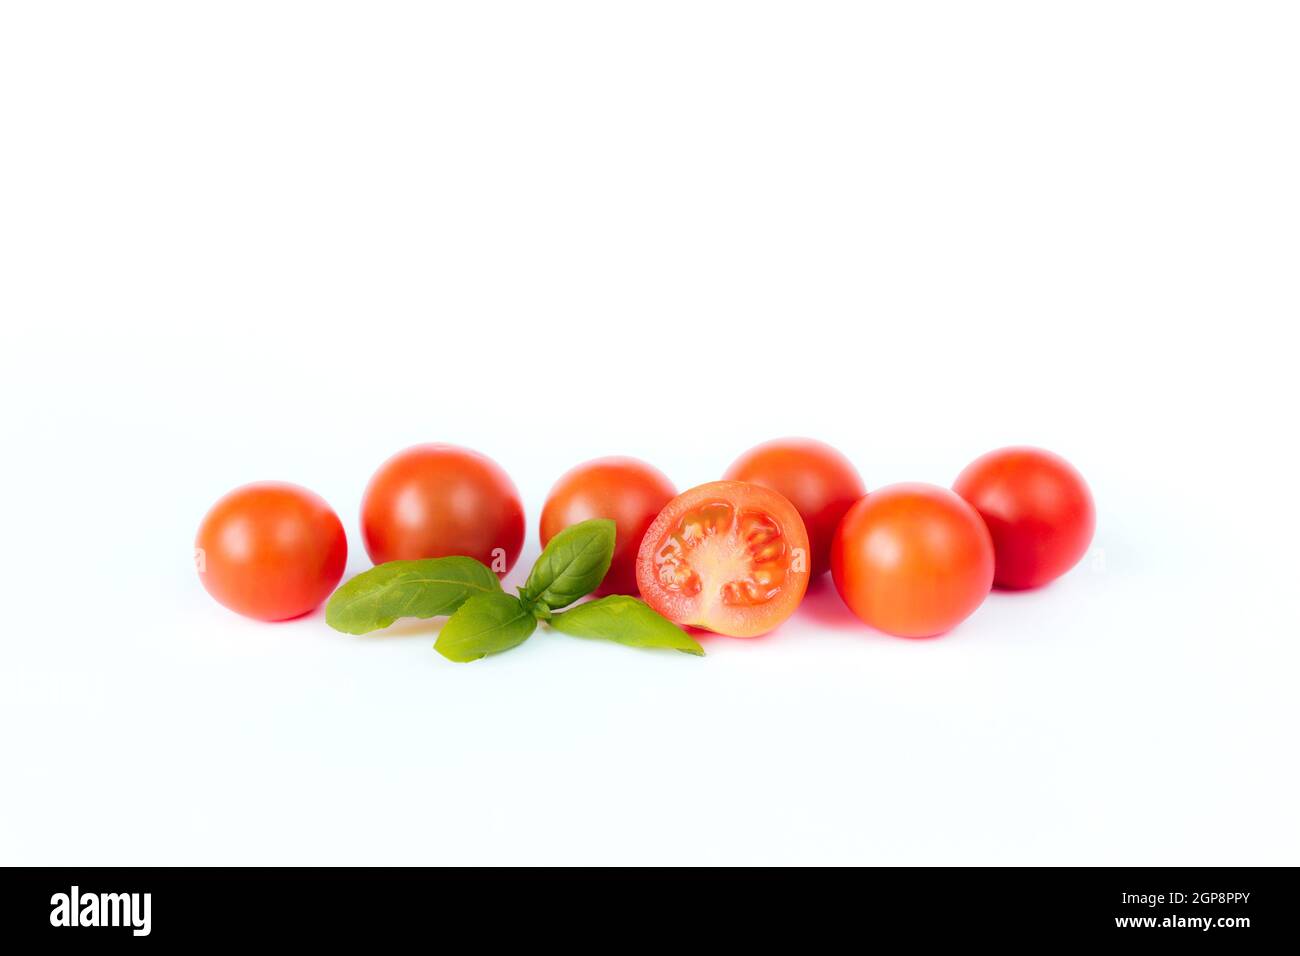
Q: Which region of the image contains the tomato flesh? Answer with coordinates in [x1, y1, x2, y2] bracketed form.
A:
[637, 481, 809, 637]
[724, 437, 865, 577]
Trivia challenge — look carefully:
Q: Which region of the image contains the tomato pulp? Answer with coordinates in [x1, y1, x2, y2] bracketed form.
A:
[953, 446, 1095, 590]
[540, 456, 676, 596]
[636, 481, 810, 637]
[831, 483, 993, 638]
[361, 443, 525, 574]
[195, 481, 348, 621]
[724, 437, 865, 577]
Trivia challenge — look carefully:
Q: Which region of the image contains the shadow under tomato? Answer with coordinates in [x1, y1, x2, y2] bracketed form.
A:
[672, 576, 867, 648]
[796, 574, 865, 631]
[671, 622, 777, 651]
[257, 606, 322, 624]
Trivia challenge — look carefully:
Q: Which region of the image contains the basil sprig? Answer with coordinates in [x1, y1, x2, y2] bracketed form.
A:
[550, 595, 704, 656]
[324, 519, 704, 663]
[325, 556, 502, 634]
[520, 519, 616, 610]
[434, 591, 537, 663]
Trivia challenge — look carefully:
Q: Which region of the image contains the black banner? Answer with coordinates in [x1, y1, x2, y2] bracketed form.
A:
[1, 867, 1294, 945]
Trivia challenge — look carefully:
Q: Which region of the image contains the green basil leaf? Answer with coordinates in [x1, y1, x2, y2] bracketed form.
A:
[435, 592, 537, 663]
[549, 595, 704, 656]
[520, 518, 616, 610]
[326, 556, 502, 635]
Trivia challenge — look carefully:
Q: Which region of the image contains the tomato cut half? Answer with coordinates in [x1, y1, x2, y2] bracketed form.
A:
[636, 480, 810, 637]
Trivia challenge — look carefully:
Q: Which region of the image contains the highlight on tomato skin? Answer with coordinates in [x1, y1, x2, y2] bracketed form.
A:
[635, 480, 811, 638]
[360, 443, 525, 575]
[195, 481, 348, 622]
[831, 482, 994, 639]
[723, 437, 866, 578]
[953, 446, 1095, 590]
[539, 456, 676, 597]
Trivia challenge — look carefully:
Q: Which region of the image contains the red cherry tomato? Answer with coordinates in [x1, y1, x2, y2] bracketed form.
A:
[195, 482, 347, 621]
[636, 480, 810, 637]
[724, 437, 865, 577]
[953, 446, 1095, 590]
[361, 444, 524, 574]
[831, 483, 993, 638]
[540, 457, 676, 596]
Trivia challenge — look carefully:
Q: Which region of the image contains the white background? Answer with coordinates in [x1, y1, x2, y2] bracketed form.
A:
[2, 2, 1297, 865]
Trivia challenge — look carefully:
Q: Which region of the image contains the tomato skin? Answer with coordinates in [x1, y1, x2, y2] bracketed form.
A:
[195, 482, 347, 621]
[361, 444, 524, 573]
[636, 480, 810, 638]
[831, 483, 993, 638]
[953, 446, 1095, 590]
[540, 457, 676, 596]
[724, 437, 865, 577]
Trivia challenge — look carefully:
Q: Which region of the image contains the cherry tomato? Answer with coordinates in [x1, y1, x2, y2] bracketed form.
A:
[723, 437, 865, 577]
[540, 457, 676, 596]
[361, 443, 524, 573]
[195, 482, 347, 621]
[636, 480, 810, 637]
[831, 483, 993, 638]
[953, 446, 1095, 590]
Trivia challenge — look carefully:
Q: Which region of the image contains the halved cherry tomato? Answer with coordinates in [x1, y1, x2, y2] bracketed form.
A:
[953, 446, 1095, 590]
[361, 444, 524, 573]
[636, 480, 810, 637]
[724, 437, 865, 577]
[831, 483, 993, 638]
[196, 481, 347, 621]
[540, 457, 676, 596]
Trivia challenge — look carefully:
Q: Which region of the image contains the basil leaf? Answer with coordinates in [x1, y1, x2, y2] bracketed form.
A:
[549, 595, 704, 656]
[326, 557, 501, 635]
[520, 518, 616, 610]
[435, 592, 537, 663]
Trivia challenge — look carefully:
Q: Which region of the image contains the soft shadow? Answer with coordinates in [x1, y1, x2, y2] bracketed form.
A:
[343, 617, 443, 640]
[797, 575, 865, 631]
[677, 577, 867, 650]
